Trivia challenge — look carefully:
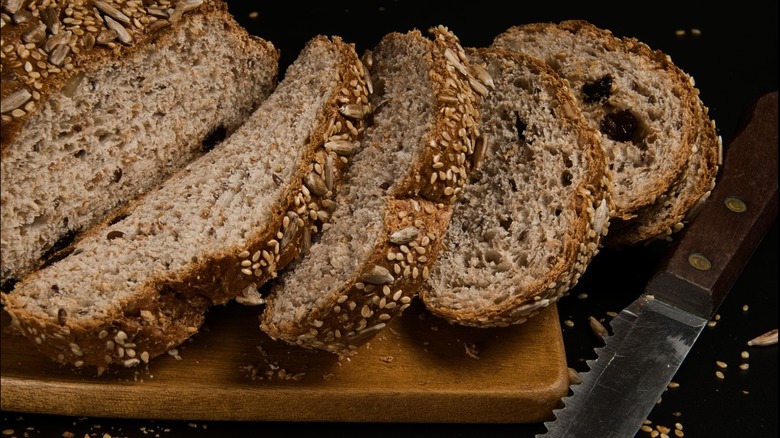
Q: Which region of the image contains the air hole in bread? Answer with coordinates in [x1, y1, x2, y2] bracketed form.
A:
[512, 77, 533, 93]
[600, 109, 638, 142]
[202, 124, 227, 152]
[581, 74, 613, 104]
[1, 278, 18, 293]
[108, 213, 129, 226]
[513, 111, 527, 142]
[40, 228, 79, 263]
[561, 169, 573, 186]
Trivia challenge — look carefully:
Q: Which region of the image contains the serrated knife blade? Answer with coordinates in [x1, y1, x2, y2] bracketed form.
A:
[540, 91, 778, 438]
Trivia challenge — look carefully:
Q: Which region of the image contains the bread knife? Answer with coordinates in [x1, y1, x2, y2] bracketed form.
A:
[539, 91, 778, 437]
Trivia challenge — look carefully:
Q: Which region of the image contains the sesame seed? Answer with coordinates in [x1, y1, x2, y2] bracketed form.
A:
[715, 370, 725, 379]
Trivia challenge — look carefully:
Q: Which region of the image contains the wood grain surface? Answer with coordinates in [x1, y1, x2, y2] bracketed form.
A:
[0, 299, 568, 423]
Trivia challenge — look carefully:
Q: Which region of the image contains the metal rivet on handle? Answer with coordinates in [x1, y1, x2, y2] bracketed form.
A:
[688, 253, 712, 271]
[724, 196, 747, 213]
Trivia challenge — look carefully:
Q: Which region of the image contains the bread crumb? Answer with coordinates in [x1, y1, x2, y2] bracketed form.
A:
[379, 355, 395, 363]
[464, 342, 480, 359]
[62, 432, 75, 438]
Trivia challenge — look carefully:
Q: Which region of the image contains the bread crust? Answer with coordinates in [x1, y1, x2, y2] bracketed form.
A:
[0, 35, 371, 371]
[260, 26, 484, 355]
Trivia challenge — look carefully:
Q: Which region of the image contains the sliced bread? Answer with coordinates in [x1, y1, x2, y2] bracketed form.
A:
[260, 26, 484, 355]
[419, 48, 611, 327]
[0, 0, 279, 288]
[606, 102, 721, 245]
[492, 20, 719, 245]
[0, 34, 371, 370]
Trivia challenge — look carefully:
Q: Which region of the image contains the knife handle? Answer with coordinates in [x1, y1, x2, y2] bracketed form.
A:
[646, 92, 778, 318]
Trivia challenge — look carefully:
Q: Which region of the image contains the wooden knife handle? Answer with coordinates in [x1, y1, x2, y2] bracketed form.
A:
[646, 92, 778, 318]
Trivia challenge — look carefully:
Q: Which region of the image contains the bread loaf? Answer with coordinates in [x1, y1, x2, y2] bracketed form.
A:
[419, 48, 611, 327]
[492, 20, 719, 245]
[0, 0, 279, 288]
[260, 26, 485, 355]
[0, 34, 371, 370]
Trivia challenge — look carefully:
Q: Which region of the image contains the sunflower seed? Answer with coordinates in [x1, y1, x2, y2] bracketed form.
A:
[96, 28, 118, 45]
[747, 329, 777, 346]
[281, 212, 299, 248]
[468, 63, 495, 89]
[104, 16, 132, 45]
[324, 154, 335, 192]
[22, 22, 47, 44]
[40, 8, 60, 35]
[2, 0, 24, 14]
[48, 43, 70, 67]
[443, 48, 468, 76]
[468, 77, 489, 96]
[304, 172, 328, 197]
[95, 1, 131, 24]
[361, 265, 394, 285]
[389, 226, 419, 245]
[1, 88, 31, 113]
[44, 30, 71, 53]
[325, 140, 359, 156]
[472, 134, 487, 170]
[178, 0, 203, 13]
[149, 19, 171, 33]
[339, 103, 365, 119]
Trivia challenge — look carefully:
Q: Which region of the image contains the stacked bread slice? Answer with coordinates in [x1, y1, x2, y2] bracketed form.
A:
[493, 20, 721, 246]
[419, 48, 611, 327]
[1, 16, 722, 368]
[1, 34, 371, 370]
[260, 26, 484, 355]
[0, 0, 279, 288]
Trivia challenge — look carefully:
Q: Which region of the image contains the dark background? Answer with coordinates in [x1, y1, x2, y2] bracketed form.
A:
[2, 1, 777, 437]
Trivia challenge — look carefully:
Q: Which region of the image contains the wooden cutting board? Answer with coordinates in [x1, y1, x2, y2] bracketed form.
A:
[0, 299, 568, 423]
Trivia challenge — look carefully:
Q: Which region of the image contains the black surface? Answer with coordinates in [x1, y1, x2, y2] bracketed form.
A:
[1, 1, 777, 437]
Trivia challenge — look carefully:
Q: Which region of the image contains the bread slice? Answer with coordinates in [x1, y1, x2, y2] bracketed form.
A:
[606, 102, 721, 245]
[260, 26, 484, 355]
[419, 48, 611, 327]
[0, 0, 279, 288]
[492, 20, 717, 245]
[0, 34, 371, 370]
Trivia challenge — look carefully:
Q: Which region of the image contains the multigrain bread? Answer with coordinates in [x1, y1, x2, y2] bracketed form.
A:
[419, 48, 611, 327]
[0, 0, 279, 288]
[260, 26, 485, 355]
[606, 103, 721, 245]
[0, 34, 371, 370]
[492, 20, 719, 245]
